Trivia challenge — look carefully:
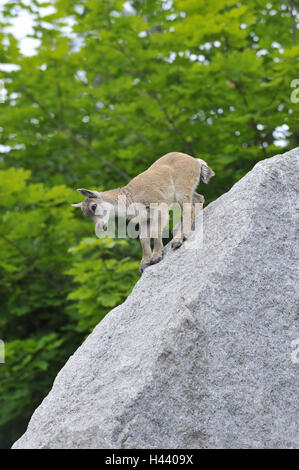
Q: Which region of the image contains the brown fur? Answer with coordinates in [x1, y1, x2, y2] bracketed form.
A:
[73, 152, 215, 272]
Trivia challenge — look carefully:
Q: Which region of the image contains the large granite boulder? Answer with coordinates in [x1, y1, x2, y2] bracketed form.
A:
[13, 148, 299, 449]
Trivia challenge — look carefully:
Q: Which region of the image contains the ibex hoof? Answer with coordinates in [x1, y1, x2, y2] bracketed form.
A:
[150, 255, 163, 265]
[171, 240, 183, 250]
[140, 262, 151, 274]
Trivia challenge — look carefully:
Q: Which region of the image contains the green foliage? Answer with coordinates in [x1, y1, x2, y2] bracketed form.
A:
[66, 237, 139, 332]
[0, 0, 298, 448]
[0, 168, 139, 447]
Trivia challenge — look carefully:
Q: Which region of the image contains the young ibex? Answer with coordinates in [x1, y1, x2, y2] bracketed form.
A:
[72, 152, 215, 272]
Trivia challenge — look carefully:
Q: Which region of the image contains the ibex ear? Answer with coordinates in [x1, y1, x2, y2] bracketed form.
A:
[77, 188, 102, 198]
[72, 202, 82, 208]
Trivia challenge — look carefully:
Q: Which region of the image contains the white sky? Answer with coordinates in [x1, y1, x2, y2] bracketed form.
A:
[0, 0, 57, 56]
[6, 9, 38, 56]
[0, 0, 135, 56]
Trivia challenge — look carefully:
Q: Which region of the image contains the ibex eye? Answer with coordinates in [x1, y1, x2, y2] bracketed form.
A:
[91, 204, 97, 213]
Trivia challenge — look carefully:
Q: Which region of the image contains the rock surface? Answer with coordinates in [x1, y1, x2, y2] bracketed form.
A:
[13, 148, 299, 449]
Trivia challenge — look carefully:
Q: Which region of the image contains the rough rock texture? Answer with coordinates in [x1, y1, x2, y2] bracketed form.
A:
[13, 148, 299, 449]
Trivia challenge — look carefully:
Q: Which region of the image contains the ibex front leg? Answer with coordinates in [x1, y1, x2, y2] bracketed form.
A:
[139, 237, 152, 273]
[150, 203, 169, 265]
[139, 218, 152, 273]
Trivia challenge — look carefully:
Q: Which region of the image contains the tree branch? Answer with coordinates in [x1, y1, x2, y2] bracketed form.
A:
[235, 82, 268, 158]
[0, 234, 29, 258]
[115, 43, 195, 155]
[0, 234, 63, 291]
[20, 86, 130, 182]
[289, 0, 297, 45]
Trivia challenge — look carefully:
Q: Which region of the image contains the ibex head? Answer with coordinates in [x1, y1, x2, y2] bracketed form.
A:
[72, 189, 113, 231]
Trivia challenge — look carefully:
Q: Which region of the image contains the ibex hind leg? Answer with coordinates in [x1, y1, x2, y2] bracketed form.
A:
[191, 192, 205, 230]
[171, 194, 195, 250]
[171, 160, 201, 249]
[171, 191, 204, 249]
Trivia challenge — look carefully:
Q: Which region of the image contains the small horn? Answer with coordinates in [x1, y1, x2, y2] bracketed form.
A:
[72, 202, 82, 208]
[77, 188, 101, 198]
